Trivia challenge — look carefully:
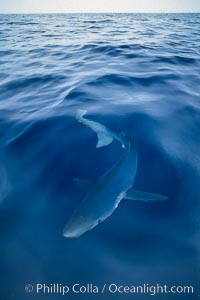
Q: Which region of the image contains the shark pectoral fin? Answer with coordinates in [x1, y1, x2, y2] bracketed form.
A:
[96, 133, 113, 148]
[125, 188, 168, 201]
[73, 178, 94, 191]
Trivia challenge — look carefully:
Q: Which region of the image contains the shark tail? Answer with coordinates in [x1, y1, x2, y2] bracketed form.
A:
[76, 110, 129, 149]
[76, 109, 87, 120]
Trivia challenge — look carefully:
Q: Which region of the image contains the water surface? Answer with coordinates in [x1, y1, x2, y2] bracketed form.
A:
[0, 13, 200, 299]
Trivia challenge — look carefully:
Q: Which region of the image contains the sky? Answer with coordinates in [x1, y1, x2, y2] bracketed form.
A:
[0, 0, 200, 14]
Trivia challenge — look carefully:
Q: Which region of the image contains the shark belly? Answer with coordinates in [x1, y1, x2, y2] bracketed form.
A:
[63, 143, 137, 238]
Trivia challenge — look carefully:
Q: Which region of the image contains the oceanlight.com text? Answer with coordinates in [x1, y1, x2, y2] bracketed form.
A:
[25, 283, 195, 296]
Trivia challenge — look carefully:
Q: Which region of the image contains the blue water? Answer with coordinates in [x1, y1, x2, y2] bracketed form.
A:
[0, 13, 200, 299]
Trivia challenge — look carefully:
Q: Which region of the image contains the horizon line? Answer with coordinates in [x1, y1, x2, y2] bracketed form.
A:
[0, 11, 199, 14]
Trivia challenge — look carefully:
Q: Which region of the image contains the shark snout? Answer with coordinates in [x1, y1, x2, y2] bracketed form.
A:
[63, 230, 77, 238]
[63, 223, 80, 238]
[63, 218, 88, 238]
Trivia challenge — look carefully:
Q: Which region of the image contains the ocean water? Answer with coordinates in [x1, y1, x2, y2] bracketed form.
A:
[0, 13, 200, 299]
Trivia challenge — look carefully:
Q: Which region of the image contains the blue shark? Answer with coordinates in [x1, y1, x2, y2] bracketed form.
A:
[63, 110, 167, 238]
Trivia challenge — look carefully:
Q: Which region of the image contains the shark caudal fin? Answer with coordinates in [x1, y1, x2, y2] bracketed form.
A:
[76, 109, 87, 120]
[76, 109, 128, 149]
[96, 133, 113, 148]
[76, 109, 113, 147]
